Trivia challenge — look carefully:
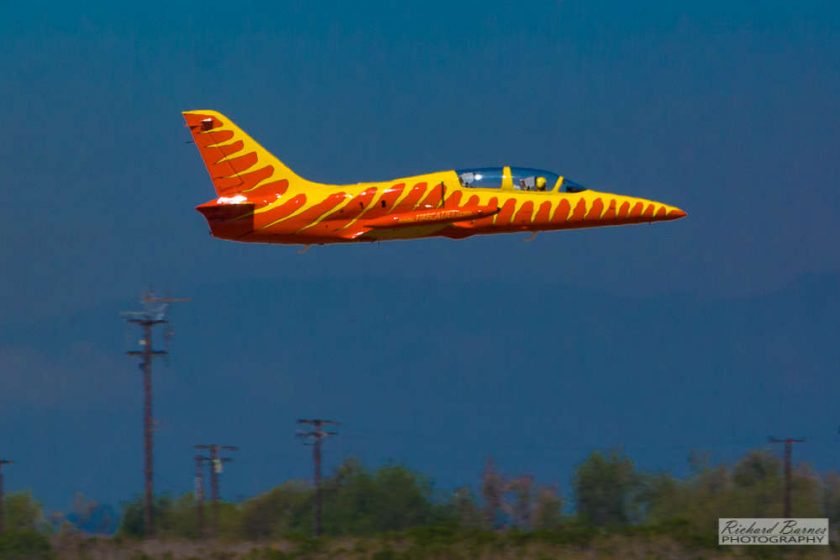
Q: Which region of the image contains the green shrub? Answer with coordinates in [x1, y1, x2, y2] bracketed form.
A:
[0, 530, 53, 560]
[371, 547, 400, 560]
[530, 523, 599, 546]
[405, 523, 459, 545]
[242, 548, 291, 560]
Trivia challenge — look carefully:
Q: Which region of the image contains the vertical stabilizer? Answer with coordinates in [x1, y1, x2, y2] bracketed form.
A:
[183, 110, 303, 197]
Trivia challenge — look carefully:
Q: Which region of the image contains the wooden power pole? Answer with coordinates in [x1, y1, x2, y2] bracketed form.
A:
[195, 444, 237, 536]
[297, 419, 339, 537]
[769, 436, 806, 517]
[123, 291, 188, 536]
[0, 459, 12, 535]
[194, 454, 208, 537]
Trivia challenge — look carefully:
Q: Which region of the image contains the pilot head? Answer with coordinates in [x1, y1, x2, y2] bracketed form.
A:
[536, 176, 547, 191]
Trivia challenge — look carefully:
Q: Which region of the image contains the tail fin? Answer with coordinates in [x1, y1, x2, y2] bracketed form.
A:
[183, 110, 302, 197]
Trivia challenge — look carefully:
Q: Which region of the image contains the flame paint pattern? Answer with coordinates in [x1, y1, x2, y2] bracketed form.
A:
[185, 110, 686, 245]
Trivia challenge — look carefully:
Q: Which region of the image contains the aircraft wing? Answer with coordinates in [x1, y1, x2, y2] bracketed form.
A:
[362, 205, 499, 229]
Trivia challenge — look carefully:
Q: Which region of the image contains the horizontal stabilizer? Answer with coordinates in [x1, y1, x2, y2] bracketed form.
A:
[195, 201, 255, 240]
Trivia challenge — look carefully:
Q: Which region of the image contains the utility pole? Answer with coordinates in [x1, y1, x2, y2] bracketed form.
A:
[297, 419, 339, 537]
[0, 459, 12, 535]
[193, 454, 209, 538]
[769, 437, 806, 517]
[122, 291, 188, 536]
[195, 444, 237, 536]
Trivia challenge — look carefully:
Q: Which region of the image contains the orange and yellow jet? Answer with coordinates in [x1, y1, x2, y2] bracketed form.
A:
[184, 110, 686, 245]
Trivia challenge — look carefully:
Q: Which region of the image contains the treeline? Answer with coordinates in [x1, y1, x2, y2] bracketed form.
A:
[110, 449, 840, 542]
[5, 448, 840, 544]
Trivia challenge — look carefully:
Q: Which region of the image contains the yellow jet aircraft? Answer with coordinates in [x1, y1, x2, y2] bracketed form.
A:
[184, 110, 685, 245]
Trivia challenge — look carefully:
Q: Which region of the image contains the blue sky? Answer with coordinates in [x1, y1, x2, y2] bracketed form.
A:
[1, 1, 838, 512]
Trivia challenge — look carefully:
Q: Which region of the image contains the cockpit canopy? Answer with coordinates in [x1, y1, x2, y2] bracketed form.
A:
[456, 166, 589, 193]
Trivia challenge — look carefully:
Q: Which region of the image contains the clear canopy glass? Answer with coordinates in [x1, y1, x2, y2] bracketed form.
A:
[456, 166, 588, 193]
[456, 167, 505, 189]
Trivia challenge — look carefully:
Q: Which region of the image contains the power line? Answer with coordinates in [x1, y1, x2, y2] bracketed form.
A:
[0, 459, 12, 535]
[195, 444, 237, 536]
[297, 419, 339, 538]
[193, 454, 209, 538]
[122, 291, 188, 537]
[769, 436, 806, 517]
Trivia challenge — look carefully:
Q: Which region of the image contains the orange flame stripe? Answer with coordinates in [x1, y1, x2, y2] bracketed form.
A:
[418, 183, 444, 208]
[256, 194, 307, 229]
[330, 187, 379, 230]
[263, 192, 348, 230]
[512, 201, 534, 225]
[552, 199, 571, 223]
[534, 201, 552, 223]
[570, 199, 587, 221]
[585, 198, 604, 221]
[366, 185, 406, 219]
[390, 183, 427, 213]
